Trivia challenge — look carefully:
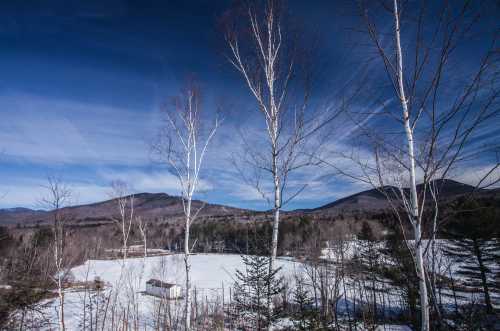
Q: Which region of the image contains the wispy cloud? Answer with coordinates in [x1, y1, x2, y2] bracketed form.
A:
[0, 90, 497, 210]
[452, 163, 500, 189]
[0, 91, 157, 166]
[98, 169, 214, 194]
[0, 179, 109, 209]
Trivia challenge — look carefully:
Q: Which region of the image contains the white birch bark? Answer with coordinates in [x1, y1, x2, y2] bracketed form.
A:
[393, 1, 429, 329]
[110, 181, 134, 262]
[224, 0, 310, 303]
[137, 216, 149, 258]
[154, 82, 219, 331]
[42, 177, 71, 331]
[184, 198, 192, 330]
[55, 236, 65, 331]
[345, 1, 498, 328]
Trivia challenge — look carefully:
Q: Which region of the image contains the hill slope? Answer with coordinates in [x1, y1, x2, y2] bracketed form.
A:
[0, 193, 250, 226]
[305, 179, 484, 215]
[0, 179, 495, 226]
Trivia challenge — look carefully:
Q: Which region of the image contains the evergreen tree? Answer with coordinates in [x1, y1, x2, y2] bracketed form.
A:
[379, 231, 420, 328]
[230, 254, 284, 330]
[0, 226, 12, 251]
[443, 201, 499, 314]
[292, 275, 321, 330]
[353, 222, 382, 325]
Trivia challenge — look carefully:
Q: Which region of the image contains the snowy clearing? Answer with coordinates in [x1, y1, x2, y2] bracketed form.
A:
[40, 254, 300, 330]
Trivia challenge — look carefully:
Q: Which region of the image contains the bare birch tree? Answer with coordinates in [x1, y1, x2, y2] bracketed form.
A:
[222, 0, 330, 301]
[153, 79, 220, 331]
[110, 180, 134, 261]
[136, 216, 149, 258]
[41, 177, 72, 331]
[320, 1, 499, 330]
[387, 2, 429, 328]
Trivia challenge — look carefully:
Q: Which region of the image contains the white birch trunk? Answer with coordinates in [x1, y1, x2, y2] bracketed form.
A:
[269, 152, 281, 271]
[57, 279, 65, 331]
[122, 221, 128, 260]
[393, 1, 429, 330]
[43, 178, 70, 331]
[158, 83, 218, 331]
[266, 172, 280, 330]
[138, 217, 148, 259]
[184, 198, 192, 331]
[270, 200, 280, 270]
[55, 241, 65, 331]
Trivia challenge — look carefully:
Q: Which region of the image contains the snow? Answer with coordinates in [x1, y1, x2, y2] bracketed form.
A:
[321, 238, 500, 309]
[375, 325, 412, 331]
[71, 254, 299, 297]
[39, 253, 413, 329]
[41, 254, 300, 330]
[24, 239, 499, 329]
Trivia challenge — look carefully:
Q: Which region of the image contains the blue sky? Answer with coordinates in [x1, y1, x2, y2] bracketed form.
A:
[0, 0, 498, 210]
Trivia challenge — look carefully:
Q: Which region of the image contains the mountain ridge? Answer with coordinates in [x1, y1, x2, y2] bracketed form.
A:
[301, 179, 491, 215]
[0, 179, 496, 226]
[0, 192, 251, 226]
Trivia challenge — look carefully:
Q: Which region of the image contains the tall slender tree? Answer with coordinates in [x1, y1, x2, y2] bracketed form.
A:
[136, 216, 149, 259]
[222, 4, 331, 319]
[109, 180, 134, 261]
[320, 1, 499, 329]
[153, 79, 220, 331]
[42, 177, 72, 331]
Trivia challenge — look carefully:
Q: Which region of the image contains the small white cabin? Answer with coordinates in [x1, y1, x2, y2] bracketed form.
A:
[146, 279, 181, 299]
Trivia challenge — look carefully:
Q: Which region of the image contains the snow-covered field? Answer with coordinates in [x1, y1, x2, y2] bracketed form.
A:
[42, 254, 301, 330]
[71, 253, 300, 300]
[36, 252, 417, 330]
[33, 240, 497, 330]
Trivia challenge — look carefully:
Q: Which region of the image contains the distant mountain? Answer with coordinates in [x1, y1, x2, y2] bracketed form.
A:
[0, 207, 47, 226]
[303, 179, 485, 215]
[427, 179, 479, 197]
[0, 179, 495, 226]
[305, 187, 392, 214]
[62, 192, 249, 220]
[0, 207, 36, 213]
[0, 193, 251, 226]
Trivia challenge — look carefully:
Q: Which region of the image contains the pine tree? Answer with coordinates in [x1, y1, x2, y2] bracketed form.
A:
[379, 231, 420, 328]
[292, 275, 320, 330]
[230, 254, 284, 330]
[353, 222, 382, 325]
[443, 201, 499, 314]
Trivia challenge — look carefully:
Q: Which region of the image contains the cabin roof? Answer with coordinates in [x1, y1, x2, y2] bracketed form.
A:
[146, 279, 178, 288]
